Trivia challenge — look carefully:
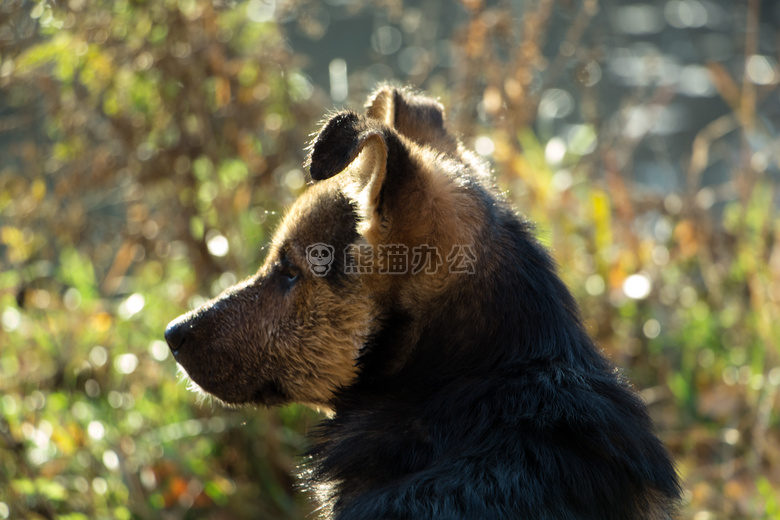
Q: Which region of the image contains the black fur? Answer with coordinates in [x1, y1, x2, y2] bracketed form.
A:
[305, 136, 681, 518]
[167, 87, 682, 519]
[309, 112, 366, 181]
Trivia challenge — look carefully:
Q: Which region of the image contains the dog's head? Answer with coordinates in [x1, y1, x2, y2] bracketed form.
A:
[165, 86, 487, 410]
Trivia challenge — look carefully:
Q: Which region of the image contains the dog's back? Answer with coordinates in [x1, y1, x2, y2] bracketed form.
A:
[166, 86, 682, 519]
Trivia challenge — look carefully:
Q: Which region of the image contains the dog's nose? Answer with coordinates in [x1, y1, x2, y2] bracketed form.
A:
[164, 319, 187, 354]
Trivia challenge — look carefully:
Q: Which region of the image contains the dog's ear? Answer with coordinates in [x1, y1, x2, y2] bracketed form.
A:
[309, 112, 383, 181]
[366, 86, 455, 152]
[307, 95, 477, 282]
[308, 111, 393, 226]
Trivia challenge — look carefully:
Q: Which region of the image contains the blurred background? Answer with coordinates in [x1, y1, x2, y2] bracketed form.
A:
[1, 0, 779, 518]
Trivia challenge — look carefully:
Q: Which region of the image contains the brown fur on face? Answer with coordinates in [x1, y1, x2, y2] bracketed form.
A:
[166, 86, 489, 408]
[165, 178, 377, 410]
[165, 86, 681, 519]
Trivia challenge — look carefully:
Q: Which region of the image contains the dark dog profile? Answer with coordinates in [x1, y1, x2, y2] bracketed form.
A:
[165, 86, 682, 519]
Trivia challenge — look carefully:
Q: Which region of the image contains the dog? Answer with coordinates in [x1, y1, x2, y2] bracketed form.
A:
[164, 86, 682, 519]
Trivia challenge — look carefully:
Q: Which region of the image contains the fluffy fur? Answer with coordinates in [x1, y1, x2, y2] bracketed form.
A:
[165, 86, 682, 519]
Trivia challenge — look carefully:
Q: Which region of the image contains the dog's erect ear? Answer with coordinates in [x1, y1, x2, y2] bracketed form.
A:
[307, 94, 476, 279]
[309, 112, 383, 182]
[308, 111, 392, 222]
[366, 86, 456, 152]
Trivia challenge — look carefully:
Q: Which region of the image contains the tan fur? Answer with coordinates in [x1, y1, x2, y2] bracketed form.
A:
[165, 85, 680, 520]
[346, 103, 485, 310]
[366, 86, 459, 155]
[167, 86, 489, 409]
[261, 179, 378, 409]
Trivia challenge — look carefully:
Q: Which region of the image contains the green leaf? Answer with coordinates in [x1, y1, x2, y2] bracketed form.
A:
[57, 248, 98, 301]
[35, 478, 68, 502]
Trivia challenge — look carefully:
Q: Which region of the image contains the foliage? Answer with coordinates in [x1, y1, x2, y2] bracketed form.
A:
[1, 0, 318, 518]
[1, 0, 779, 519]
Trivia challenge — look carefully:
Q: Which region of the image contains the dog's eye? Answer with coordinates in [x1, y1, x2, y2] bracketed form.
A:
[279, 264, 301, 286]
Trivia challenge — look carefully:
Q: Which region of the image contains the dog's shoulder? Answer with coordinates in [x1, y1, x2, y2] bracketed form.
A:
[311, 358, 679, 520]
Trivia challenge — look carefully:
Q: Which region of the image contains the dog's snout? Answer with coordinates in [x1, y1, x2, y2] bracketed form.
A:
[164, 318, 188, 354]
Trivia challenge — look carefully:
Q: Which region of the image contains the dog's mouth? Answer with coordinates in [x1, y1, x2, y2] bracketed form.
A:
[175, 359, 237, 403]
[177, 360, 289, 407]
[252, 379, 289, 406]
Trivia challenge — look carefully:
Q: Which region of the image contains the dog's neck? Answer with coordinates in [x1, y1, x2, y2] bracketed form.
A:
[303, 218, 609, 516]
